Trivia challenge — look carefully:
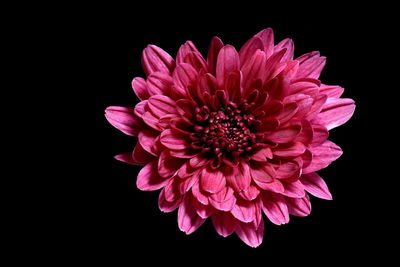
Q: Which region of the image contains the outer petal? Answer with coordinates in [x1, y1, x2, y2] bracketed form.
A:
[142, 45, 175, 75]
[264, 122, 302, 143]
[212, 211, 237, 237]
[300, 172, 332, 200]
[160, 128, 190, 150]
[158, 188, 182, 213]
[225, 164, 251, 192]
[138, 130, 159, 156]
[315, 98, 355, 130]
[235, 220, 264, 248]
[178, 194, 206, 234]
[254, 28, 274, 57]
[286, 194, 312, 217]
[105, 106, 144, 136]
[281, 180, 306, 198]
[132, 142, 157, 165]
[158, 150, 185, 178]
[132, 77, 150, 100]
[231, 198, 255, 223]
[261, 192, 289, 225]
[295, 51, 326, 79]
[209, 187, 236, 211]
[319, 84, 344, 98]
[136, 160, 169, 191]
[114, 152, 135, 165]
[303, 140, 343, 173]
[146, 72, 173, 96]
[239, 37, 264, 66]
[216, 45, 240, 87]
[207, 36, 224, 75]
[201, 168, 226, 194]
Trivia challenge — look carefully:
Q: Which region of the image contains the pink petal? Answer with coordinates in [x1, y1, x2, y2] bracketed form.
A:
[176, 41, 199, 63]
[275, 160, 301, 180]
[293, 120, 313, 145]
[146, 72, 173, 96]
[259, 179, 284, 194]
[264, 50, 288, 82]
[281, 180, 306, 198]
[193, 200, 215, 219]
[136, 160, 169, 191]
[254, 28, 274, 57]
[225, 71, 243, 103]
[273, 142, 306, 158]
[264, 122, 302, 143]
[231, 198, 255, 223]
[300, 172, 332, 200]
[160, 128, 190, 150]
[212, 211, 238, 237]
[235, 220, 264, 248]
[147, 95, 177, 119]
[265, 71, 290, 101]
[138, 130, 159, 156]
[207, 36, 224, 75]
[177, 161, 197, 179]
[261, 192, 289, 225]
[189, 153, 210, 169]
[319, 84, 344, 98]
[132, 142, 156, 165]
[201, 168, 226, 194]
[274, 38, 294, 62]
[250, 162, 276, 189]
[164, 178, 181, 202]
[141, 45, 175, 75]
[315, 98, 355, 130]
[183, 52, 208, 72]
[225, 164, 251, 192]
[276, 102, 298, 124]
[286, 194, 312, 217]
[250, 147, 273, 162]
[239, 37, 264, 66]
[132, 77, 150, 100]
[192, 181, 210, 205]
[158, 188, 182, 213]
[295, 51, 326, 79]
[242, 50, 267, 90]
[238, 185, 260, 201]
[208, 187, 236, 211]
[178, 194, 206, 234]
[158, 150, 185, 178]
[306, 94, 328, 119]
[173, 63, 198, 91]
[142, 111, 162, 131]
[311, 124, 329, 147]
[179, 175, 198, 194]
[216, 45, 240, 87]
[114, 152, 135, 165]
[303, 140, 343, 173]
[134, 101, 147, 117]
[105, 106, 144, 136]
[169, 148, 198, 159]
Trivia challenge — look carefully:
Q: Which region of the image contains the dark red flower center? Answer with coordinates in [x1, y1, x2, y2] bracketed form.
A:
[192, 104, 258, 157]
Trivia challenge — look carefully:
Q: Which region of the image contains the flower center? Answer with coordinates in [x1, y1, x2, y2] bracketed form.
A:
[192, 105, 257, 156]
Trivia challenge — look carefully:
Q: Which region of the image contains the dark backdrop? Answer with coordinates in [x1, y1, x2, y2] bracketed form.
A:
[73, 4, 391, 264]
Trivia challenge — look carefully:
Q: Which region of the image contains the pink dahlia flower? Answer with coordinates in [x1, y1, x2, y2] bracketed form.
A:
[105, 28, 355, 247]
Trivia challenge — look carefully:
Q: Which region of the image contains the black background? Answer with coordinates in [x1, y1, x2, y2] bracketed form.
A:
[65, 4, 394, 264]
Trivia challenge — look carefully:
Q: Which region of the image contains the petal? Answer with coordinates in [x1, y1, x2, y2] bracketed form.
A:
[281, 180, 306, 198]
[136, 160, 169, 191]
[319, 84, 344, 98]
[250, 162, 276, 189]
[114, 152, 135, 165]
[273, 142, 306, 158]
[147, 95, 177, 118]
[179, 175, 199, 194]
[212, 211, 237, 237]
[275, 160, 301, 180]
[141, 45, 175, 75]
[138, 130, 159, 156]
[207, 36, 224, 75]
[239, 37, 264, 66]
[132, 77, 150, 100]
[193, 200, 215, 219]
[142, 111, 162, 131]
[209, 187, 236, 211]
[132, 142, 157, 164]
[201, 168, 226, 194]
[146, 72, 173, 96]
[274, 38, 294, 62]
[254, 28, 274, 57]
[105, 106, 144, 136]
[235, 220, 264, 248]
[242, 50, 267, 90]
[160, 128, 190, 150]
[295, 51, 326, 79]
[189, 153, 210, 169]
[158, 150, 185, 178]
[303, 140, 343, 173]
[225, 164, 251, 192]
[231, 198, 255, 223]
[264, 122, 302, 143]
[315, 98, 355, 130]
[311, 124, 329, 147]
[173, 63, 198, 90]
[300, 172, 332, 200]
[250, 147, 273, 162]
[258, 179, 284, 194]
[192, 181, 209, 205]
[176, 41, 199, 63]
[216, 45, 240, 87]
[134, 101, 147, 118]
[158, 188, 182, 213]
[261, 192, 289, 225]
[238, 185, 260, 201]
[286, 194, 312, 217]
[178, 194, 206, 234]
[183, 52, 208, 72]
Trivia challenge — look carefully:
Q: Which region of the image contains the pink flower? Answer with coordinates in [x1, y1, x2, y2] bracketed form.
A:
[105, 28, 355, 247]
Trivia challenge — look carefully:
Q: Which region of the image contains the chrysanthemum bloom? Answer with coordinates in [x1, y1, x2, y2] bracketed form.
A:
[105, 28, 355, 247]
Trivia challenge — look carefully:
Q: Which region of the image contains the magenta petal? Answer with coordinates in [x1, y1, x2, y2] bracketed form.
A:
[225, 164, 251, 192]
[146, 72, 173, 96]
[235, 220, 264, 248]
[250, 163, 276, 188]
[158, 150, 185, 178]
[158, 188, 182, 213]
[192, 181, 210, 205]
[132, 142, 156, 165]
[259, 179, 284, 194]
[254, 28, 274, 57]
[209, 187, 236, 211]
[300, 172, 332, 200]
[261, 192, 289, 225]
[176, 41, 199, 63]
[212, 211, 237, 237]
[114, 152, 135, 165]
[275, 160, 301, 180]
[264, 122, 301, 143]
[286, 194, 312, 217]
[160, 128, 190, 150]
[201, 168, 226, 194]
[142, 45, 175, 75]
[242, 50, 267, 90]
[173, 63, 198, 91]
[311, 124, 329, 147]
[136, 160, 169, 191]
[216, 45, 240, 87]
[147, 95, 177, 118]
[238, 185, 260, 201]
[239, 37, 264, 66]
[273, 142, 306, 158]
[193, 200, 215, 219]
[319, 84, 344, 98]
[281, 180, 306, 198]
[251, 147, 273, 162]
[178, 194, 206, 234]
[231, 198, 255, 223]
[315, 98, 356, 130]
[105, 106, 144, 137]
[207, 36, 224, 75]
[138, 130, 159, 156]
[295, 51, 326, 79]
[303, 140, 343, 173]
[274, 38, 294, 62]
[179, 175, 198, 194]
[132, 77, 150, 100]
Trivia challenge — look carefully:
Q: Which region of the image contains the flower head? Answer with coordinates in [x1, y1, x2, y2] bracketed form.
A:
[105, 28, 355, 247]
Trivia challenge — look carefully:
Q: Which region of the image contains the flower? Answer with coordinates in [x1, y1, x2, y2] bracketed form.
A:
[105, 28, 355, 247]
